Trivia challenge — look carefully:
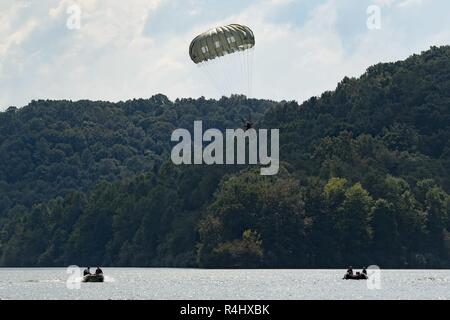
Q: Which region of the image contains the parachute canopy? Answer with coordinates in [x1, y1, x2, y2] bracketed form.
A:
[189, 24, 255, 64]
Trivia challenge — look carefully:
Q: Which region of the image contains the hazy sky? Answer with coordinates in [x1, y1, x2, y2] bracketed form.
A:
[0, 0, 449, 109]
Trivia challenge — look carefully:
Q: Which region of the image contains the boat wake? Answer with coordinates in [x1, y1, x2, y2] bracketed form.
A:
[25, 279, 63, 283]
[75, 275, 115, 283]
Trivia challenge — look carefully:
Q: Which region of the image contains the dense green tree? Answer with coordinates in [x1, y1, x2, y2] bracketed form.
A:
[371, 199, 401, 267]
[424, 187, 449, 262]
[198, 169, 310, 268]
[335, 183, 373, 264]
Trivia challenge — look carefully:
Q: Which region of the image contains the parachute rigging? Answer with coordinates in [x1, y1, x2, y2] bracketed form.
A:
[189, 24, 255, 97]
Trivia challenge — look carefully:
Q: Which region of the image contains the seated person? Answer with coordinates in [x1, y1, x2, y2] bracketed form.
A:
[346, 266, 353, 275]
[83, 267, 91, 276]
[95, 266, 103, 275]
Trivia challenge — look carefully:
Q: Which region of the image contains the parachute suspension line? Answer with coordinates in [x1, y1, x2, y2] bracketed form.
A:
[230, 53, 239, 96]
[246, 48, 251, 98]
[206, 47, 254, 98]
[199, 62, 221, 96]
[240, 49, 248, 97]
[219, 58, 233, 97]
[217, 55, 232, 96]
[231, 50, 243, 96]
[230, 51, 240, 95]
[249, 47, 255, 98]
[238, 50, 245, 96]
[209, 58, 230, 96]
[203, 62, 221, 93]
[226, 55, 237, 95]
[229, 54, 238, 96]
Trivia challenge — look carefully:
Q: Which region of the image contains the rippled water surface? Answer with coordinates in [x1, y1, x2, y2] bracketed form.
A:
[0, 268, 449, 300]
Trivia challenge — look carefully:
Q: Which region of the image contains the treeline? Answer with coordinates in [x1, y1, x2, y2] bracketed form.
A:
[0, 46, 450, 268]
[0, 94, 269, 211]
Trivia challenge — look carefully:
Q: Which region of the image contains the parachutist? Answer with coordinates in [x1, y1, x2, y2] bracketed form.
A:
[241, 118, 253, 131]
[241, 117, 253, 131]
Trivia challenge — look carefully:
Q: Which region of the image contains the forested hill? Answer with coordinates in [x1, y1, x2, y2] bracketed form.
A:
[1, 46, 450, 268]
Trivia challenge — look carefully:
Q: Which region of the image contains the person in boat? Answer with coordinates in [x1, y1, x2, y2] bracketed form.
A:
[362, 267, 367, 276]
[346, 266, 353, 276]
[83, 267, 91, 276]
[95, 266, 103, 275]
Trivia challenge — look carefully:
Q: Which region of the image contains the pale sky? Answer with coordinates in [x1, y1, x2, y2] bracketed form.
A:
[0, 0, 449, 109]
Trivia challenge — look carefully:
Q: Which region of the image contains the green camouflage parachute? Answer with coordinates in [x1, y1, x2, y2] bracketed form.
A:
[189, 24, 255, 64]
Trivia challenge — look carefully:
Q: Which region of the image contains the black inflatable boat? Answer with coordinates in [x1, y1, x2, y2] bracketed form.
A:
[343, 273, 368, 280]
[82, 274, 104, 283]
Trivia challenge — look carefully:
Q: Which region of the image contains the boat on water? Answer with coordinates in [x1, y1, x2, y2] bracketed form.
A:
[343, 273, 368, 280]
[82, 274, 104, 283]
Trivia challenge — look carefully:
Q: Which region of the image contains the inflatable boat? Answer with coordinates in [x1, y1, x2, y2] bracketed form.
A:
[343, 273, 368, 280]
[82, 274, 104, 283]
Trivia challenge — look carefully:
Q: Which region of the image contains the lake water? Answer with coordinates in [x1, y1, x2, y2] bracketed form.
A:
[0, 268, 449, 300]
